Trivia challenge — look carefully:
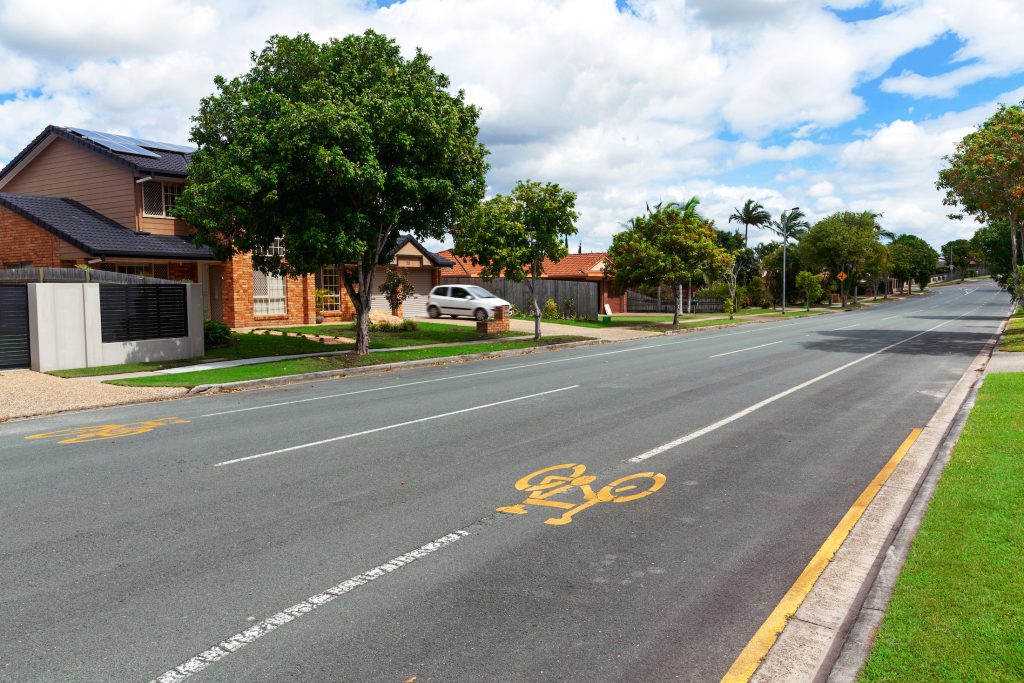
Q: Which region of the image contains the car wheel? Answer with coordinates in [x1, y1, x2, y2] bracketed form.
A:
[474, 308, 488, 321]
[427, 305, 440, 319]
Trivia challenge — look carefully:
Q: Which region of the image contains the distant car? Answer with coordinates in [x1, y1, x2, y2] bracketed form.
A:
[426, 285, 511, 321]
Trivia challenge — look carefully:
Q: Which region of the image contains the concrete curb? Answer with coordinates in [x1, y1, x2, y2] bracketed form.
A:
[186, 338, 616, 395]
[750, 303, 1012, 683]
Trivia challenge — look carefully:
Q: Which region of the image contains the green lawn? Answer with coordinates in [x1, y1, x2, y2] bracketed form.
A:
[1000, 306, 1024, 352]
[859, 372, 1024, 681]
[261, 321, 525, 348]
[49, 323, 527, 378]
[108, 336, 589, 388]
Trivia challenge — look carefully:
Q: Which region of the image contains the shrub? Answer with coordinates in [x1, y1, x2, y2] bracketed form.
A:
[378, 270, 414, 314]
[369, 319, 418, 333]
[204, 319, 231, 347]
[695, 281, 730, 302]
[562, 297, 577, 320]
[747, 276, 769, 308]
[542, 298, 560, 319]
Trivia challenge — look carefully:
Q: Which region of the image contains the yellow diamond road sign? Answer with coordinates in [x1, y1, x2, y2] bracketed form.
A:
[837, 271, 847, 281]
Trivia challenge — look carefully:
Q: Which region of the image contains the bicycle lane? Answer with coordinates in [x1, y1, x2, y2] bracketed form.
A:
[139, 288, 1007, 681]
[1, 286, 1003, 681]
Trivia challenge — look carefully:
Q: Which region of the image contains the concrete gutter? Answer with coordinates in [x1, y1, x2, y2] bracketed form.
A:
[186, 338, 615, 395]
[749, 303, 1013, 682]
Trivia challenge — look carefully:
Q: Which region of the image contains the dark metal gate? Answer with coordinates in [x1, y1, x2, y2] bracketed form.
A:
[0, 285, 30, 369]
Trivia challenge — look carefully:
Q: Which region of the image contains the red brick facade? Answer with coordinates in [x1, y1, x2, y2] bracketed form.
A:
[0, 208, 63, 267]
[220, 253, 337, 329]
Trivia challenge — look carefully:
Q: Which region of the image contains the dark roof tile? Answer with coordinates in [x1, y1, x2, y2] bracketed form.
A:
[0, 192, 216, 261]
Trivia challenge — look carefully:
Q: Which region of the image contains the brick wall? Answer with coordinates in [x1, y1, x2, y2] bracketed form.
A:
[220, 253, 323, 329]
[0, 207, 62, 267]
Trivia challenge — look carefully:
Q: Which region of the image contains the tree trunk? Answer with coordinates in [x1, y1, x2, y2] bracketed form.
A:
[528, 274, 541, 341]
[673, 282, 682, 325]
[686, 280, 693, 315]
[341, 262, 376, 356]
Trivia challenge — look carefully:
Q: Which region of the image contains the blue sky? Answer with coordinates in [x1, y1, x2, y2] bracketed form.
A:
[0, 0, 1021, 251]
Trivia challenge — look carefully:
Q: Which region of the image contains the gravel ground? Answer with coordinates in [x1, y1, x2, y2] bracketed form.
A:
[0, 370, 185, 422]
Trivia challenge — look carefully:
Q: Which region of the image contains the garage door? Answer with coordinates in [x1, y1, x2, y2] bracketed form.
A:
[0, 285, 31, 369]
[370, 269, 435, 318]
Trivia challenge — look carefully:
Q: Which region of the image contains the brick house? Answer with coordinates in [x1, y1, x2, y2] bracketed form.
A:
[0, 125, 451, 328]
[437, 250, 627, 313]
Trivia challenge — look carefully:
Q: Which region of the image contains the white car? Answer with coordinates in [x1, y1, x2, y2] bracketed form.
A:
[426, 285, 511, 321]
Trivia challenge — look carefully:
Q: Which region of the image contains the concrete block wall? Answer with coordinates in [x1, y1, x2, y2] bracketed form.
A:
[27, 282, 204, 372]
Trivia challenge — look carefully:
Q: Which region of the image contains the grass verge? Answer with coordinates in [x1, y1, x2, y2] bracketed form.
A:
[999, 306, 1024, 352]
[50, 323, 528, 378]
[859, 372, 1024, 681]
[262, 321, 524, 348]
[107, 336, 589, 388]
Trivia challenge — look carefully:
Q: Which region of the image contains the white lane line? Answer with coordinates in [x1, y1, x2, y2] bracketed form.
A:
[708, 340, 784, 358]
[626, 309, 976, 464]
[150, 530, 469, 683]
[833, 323, 860, 331]
[879, 315, 898, 321]
[198, 328, 772, 418]
[214, 385, 579, 466]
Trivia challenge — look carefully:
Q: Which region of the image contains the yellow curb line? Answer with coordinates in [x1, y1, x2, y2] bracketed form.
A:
[721, 427, 923, 682]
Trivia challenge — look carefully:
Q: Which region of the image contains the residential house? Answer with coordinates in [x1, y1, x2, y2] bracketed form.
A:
[437, 250, 627, 313]
[0, 125, 450, 327]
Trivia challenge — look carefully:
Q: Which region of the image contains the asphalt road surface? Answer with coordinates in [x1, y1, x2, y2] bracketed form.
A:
[0, 282, 1010, 682]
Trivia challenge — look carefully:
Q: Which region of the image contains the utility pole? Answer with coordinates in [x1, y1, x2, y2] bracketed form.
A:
[768, 207, 805, 315]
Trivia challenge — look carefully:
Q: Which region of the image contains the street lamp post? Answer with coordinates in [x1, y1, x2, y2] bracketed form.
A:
[770, 207, 802, 316]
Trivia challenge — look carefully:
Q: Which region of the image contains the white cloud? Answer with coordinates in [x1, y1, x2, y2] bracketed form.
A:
[0, 0, 1021, 252]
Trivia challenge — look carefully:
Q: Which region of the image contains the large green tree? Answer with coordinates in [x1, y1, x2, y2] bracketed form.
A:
[607, 200, 727, 325]
[728, 199, 772, 250]
[937, 101, 1024, 299]
[888, 234, 940, 294]
[972, 220, 1014, 286]
[453, 180, 578, 340]
[939, 238, 976, 282]
[175, 31, 489, 354]
[798, 211, 880, 307]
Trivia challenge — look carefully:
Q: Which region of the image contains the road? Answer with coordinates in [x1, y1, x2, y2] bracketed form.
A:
[0, 282, 1010, 682]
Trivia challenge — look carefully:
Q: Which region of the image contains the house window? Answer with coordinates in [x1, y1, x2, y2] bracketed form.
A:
[253, 269, 287, 316]
[142, 182, 183, 217]
[115, 263, 170, 279]
[315, 266, 341, 312]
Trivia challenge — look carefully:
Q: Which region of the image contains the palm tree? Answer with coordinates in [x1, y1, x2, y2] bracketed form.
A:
[766, 207, 810, 314]
[729, 199, 772, 249]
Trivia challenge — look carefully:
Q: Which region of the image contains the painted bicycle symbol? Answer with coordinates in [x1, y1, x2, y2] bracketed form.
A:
[26, 417, 190, 444]
[497, 463, 666, 526]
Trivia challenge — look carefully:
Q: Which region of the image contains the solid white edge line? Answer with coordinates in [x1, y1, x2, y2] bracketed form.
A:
[214, 385, 579, 466]
[150, 530, 470, 683]
[626, 302, 987, 464]
[708, 340, 785, 358]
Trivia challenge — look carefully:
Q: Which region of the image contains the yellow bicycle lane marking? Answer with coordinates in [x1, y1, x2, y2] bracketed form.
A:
[25, 417, 191, 444]
[497, 463, 666, 525]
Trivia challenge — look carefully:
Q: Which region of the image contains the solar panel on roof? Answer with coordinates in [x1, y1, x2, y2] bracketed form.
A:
[130, 137, 196, 154]
[67, 127, 161, 158]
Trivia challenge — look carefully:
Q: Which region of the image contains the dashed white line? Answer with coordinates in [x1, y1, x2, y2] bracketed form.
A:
[833, 323, 860, 331]
[150, 530, 469, 683]
[626, 305, 983, 464]
[879, 315, 898, 321]
[214, 385, 579, 466]
[708, 340, 784, 358]
[197, 327, 779, 418]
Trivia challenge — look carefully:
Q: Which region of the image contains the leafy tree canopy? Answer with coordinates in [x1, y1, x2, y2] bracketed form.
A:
[176, 31, 489, 353]
[607, 200, 728, 324]
[889, 234, 940, 292]
[937, 101, 1024, 296]
[452, 179, 578, 339]
[972, 220, 1014, 286]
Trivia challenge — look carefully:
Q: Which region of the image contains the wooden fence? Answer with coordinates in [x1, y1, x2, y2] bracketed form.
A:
[627, 290, 723, 313]
[445, 277, 599, 321]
